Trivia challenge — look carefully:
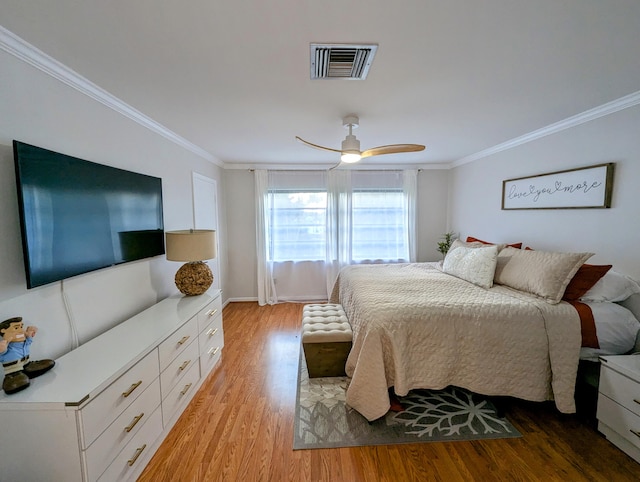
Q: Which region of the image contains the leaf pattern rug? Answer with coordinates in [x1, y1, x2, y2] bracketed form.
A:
[294, 353, 521, 449]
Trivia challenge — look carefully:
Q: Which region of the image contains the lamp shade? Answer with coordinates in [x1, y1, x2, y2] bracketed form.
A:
[165, 229, 216, 262]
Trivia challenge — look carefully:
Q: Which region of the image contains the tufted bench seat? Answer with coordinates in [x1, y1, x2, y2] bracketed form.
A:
[301, 303, 353, 378]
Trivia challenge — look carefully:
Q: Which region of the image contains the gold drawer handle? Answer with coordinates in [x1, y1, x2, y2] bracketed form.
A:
[179, 360, 190, 371]
[180, 383, 193, 396]
[124, 413, 145, 433]
[177, 335, 190, 346]
[207, 308, 218, 317]
[631, 429, 640, 438]
[208, 346, 220, 357]
[633, 398, 640, 405]
[206, 328, 218, 338]
[122, 381, 142, 398]
[127, 444, 147, 466]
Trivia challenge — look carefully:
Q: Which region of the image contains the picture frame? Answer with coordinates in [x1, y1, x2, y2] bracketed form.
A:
[502, 163, 614, 210]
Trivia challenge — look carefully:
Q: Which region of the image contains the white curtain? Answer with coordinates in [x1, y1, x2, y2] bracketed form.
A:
[255, 170, 277, 305]
[256, 170, 328, 304]
[325, 170, 352, 297]
[325, 169, 418, 298]
[404, 169, 418, 262]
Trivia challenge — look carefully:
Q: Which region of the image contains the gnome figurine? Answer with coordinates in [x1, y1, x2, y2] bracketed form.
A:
[0, 317, 55, 394]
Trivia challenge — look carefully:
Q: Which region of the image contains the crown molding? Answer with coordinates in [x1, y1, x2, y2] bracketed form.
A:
[224, 162, 336, 170]
[0, 26, 221, 166]
[452, 89, 640, 168]
[222, 161, 450, 171]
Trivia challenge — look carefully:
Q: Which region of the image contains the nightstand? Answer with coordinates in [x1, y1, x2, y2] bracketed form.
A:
[597, 355, 640, 463]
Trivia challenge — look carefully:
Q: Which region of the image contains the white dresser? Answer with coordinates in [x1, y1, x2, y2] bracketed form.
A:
[0, 290, 224, 482]
[597, 355, 640, 463]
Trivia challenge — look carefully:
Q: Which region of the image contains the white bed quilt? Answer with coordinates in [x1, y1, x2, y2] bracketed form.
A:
[330, 262, 582, 421]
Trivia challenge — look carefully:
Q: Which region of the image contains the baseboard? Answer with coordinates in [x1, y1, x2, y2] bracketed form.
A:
[225, 296, 329, 304]
[278, 296, 328, 303]
[226, 297, 259, 303]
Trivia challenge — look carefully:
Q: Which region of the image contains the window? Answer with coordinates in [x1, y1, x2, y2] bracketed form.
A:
[270, 190, 327, 262]
[350, 171, 409, 262]
[263, 170, 412, 263]
[352, 189, 407, 261]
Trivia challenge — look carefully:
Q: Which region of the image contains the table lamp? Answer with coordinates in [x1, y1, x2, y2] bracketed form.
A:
[165, 229, 216, 296]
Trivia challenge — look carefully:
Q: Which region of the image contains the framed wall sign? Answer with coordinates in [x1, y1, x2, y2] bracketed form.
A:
[502, 163, 614, 210]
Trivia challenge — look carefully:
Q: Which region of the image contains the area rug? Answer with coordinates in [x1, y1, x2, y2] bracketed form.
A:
[293, 354, 521, 449]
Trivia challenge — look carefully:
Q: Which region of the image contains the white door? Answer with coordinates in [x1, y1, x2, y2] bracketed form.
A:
[192, 173, 220, 291]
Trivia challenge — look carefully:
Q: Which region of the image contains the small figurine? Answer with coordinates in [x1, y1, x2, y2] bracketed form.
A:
[0, 317, 55, 394]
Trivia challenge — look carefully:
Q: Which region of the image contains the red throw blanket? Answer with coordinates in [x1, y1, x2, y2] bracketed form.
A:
[569, 301, 599, 349]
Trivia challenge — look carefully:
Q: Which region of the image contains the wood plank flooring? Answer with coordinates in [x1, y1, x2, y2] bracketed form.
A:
[138, 301, 640, 481]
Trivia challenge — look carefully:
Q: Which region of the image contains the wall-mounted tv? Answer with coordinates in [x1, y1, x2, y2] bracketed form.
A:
[13, 141, 165, 289]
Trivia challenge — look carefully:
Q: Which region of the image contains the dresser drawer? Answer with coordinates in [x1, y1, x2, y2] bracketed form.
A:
[158, 316, 198, 371]
[200, 343, 222, 376]
[162, 361, 201, 427]
[599, 366, 640, 417]
[85, 378, 161, 482]
[160, 338, 200, 400]
[598, 394, 640, 451]
[197, 296, 222, 333]
[80, 349, 159, 447]
[97, 407, 163, 482]
[199, 314, 224, 350]
[199, 316, 224, 378]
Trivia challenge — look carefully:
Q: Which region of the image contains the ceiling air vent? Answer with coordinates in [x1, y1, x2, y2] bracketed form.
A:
[310, 43, 378, 80]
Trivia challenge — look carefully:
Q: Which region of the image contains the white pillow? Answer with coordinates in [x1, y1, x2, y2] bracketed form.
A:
[443, 245, 499, 289]
[581, 270, 640, 302]
[579, 302, 640, 361]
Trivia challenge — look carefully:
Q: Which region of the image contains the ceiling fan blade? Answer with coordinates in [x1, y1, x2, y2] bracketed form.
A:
[361, 144, 425, 159]
[295, 136, 342, 154]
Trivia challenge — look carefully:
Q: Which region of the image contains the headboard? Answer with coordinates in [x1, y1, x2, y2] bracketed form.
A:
[619, 292, 640, 353]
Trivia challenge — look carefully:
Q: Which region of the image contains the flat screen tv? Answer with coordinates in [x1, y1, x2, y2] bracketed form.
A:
[13, 140, 165, 288]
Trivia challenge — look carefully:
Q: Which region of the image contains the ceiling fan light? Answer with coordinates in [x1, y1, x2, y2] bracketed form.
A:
[341, 151, 362, 163]
[341, 133, 361, 162]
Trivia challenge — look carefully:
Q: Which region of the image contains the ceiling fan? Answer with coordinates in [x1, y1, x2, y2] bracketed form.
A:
[296, 115, 425, 167]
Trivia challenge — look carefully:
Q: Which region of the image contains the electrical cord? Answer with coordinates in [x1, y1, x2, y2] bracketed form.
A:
[61, 280, 80, 350]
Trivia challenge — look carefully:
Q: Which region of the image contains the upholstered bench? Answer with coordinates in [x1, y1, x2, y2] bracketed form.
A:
[301, 304, 352, 378]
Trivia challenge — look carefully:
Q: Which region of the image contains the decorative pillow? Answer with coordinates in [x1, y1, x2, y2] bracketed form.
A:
[562, 264, 612, 301]
[581, 270, 640, 302]
[443, 244, 499, 289]
[466, 236, 522, 250]
[449, 238, 487, 251]
[494, 247, 594, 304]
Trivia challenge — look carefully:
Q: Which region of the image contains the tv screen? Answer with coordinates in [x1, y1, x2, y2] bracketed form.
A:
[13, 141, 165, 288]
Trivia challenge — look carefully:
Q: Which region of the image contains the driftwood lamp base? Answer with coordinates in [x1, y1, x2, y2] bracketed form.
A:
[174, 261, 213, 296]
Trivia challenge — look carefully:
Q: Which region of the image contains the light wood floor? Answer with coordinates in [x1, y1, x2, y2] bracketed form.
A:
[139, 301, 640, 482]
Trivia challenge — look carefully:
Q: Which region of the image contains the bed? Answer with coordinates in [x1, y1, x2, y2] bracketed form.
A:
[329, 241, 640, 422]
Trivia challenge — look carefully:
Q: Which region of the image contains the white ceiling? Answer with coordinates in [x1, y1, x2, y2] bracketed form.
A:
[2, 1, 640, 168]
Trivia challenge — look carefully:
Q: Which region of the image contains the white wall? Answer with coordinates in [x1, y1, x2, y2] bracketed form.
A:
[222, 169, 450, 301]
[449, 104, 640, 279]
[417, 169, 450, 262]
[0, 49, 225, 360]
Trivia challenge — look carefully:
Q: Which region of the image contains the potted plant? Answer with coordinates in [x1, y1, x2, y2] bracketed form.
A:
[437, 232, 456, 258]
